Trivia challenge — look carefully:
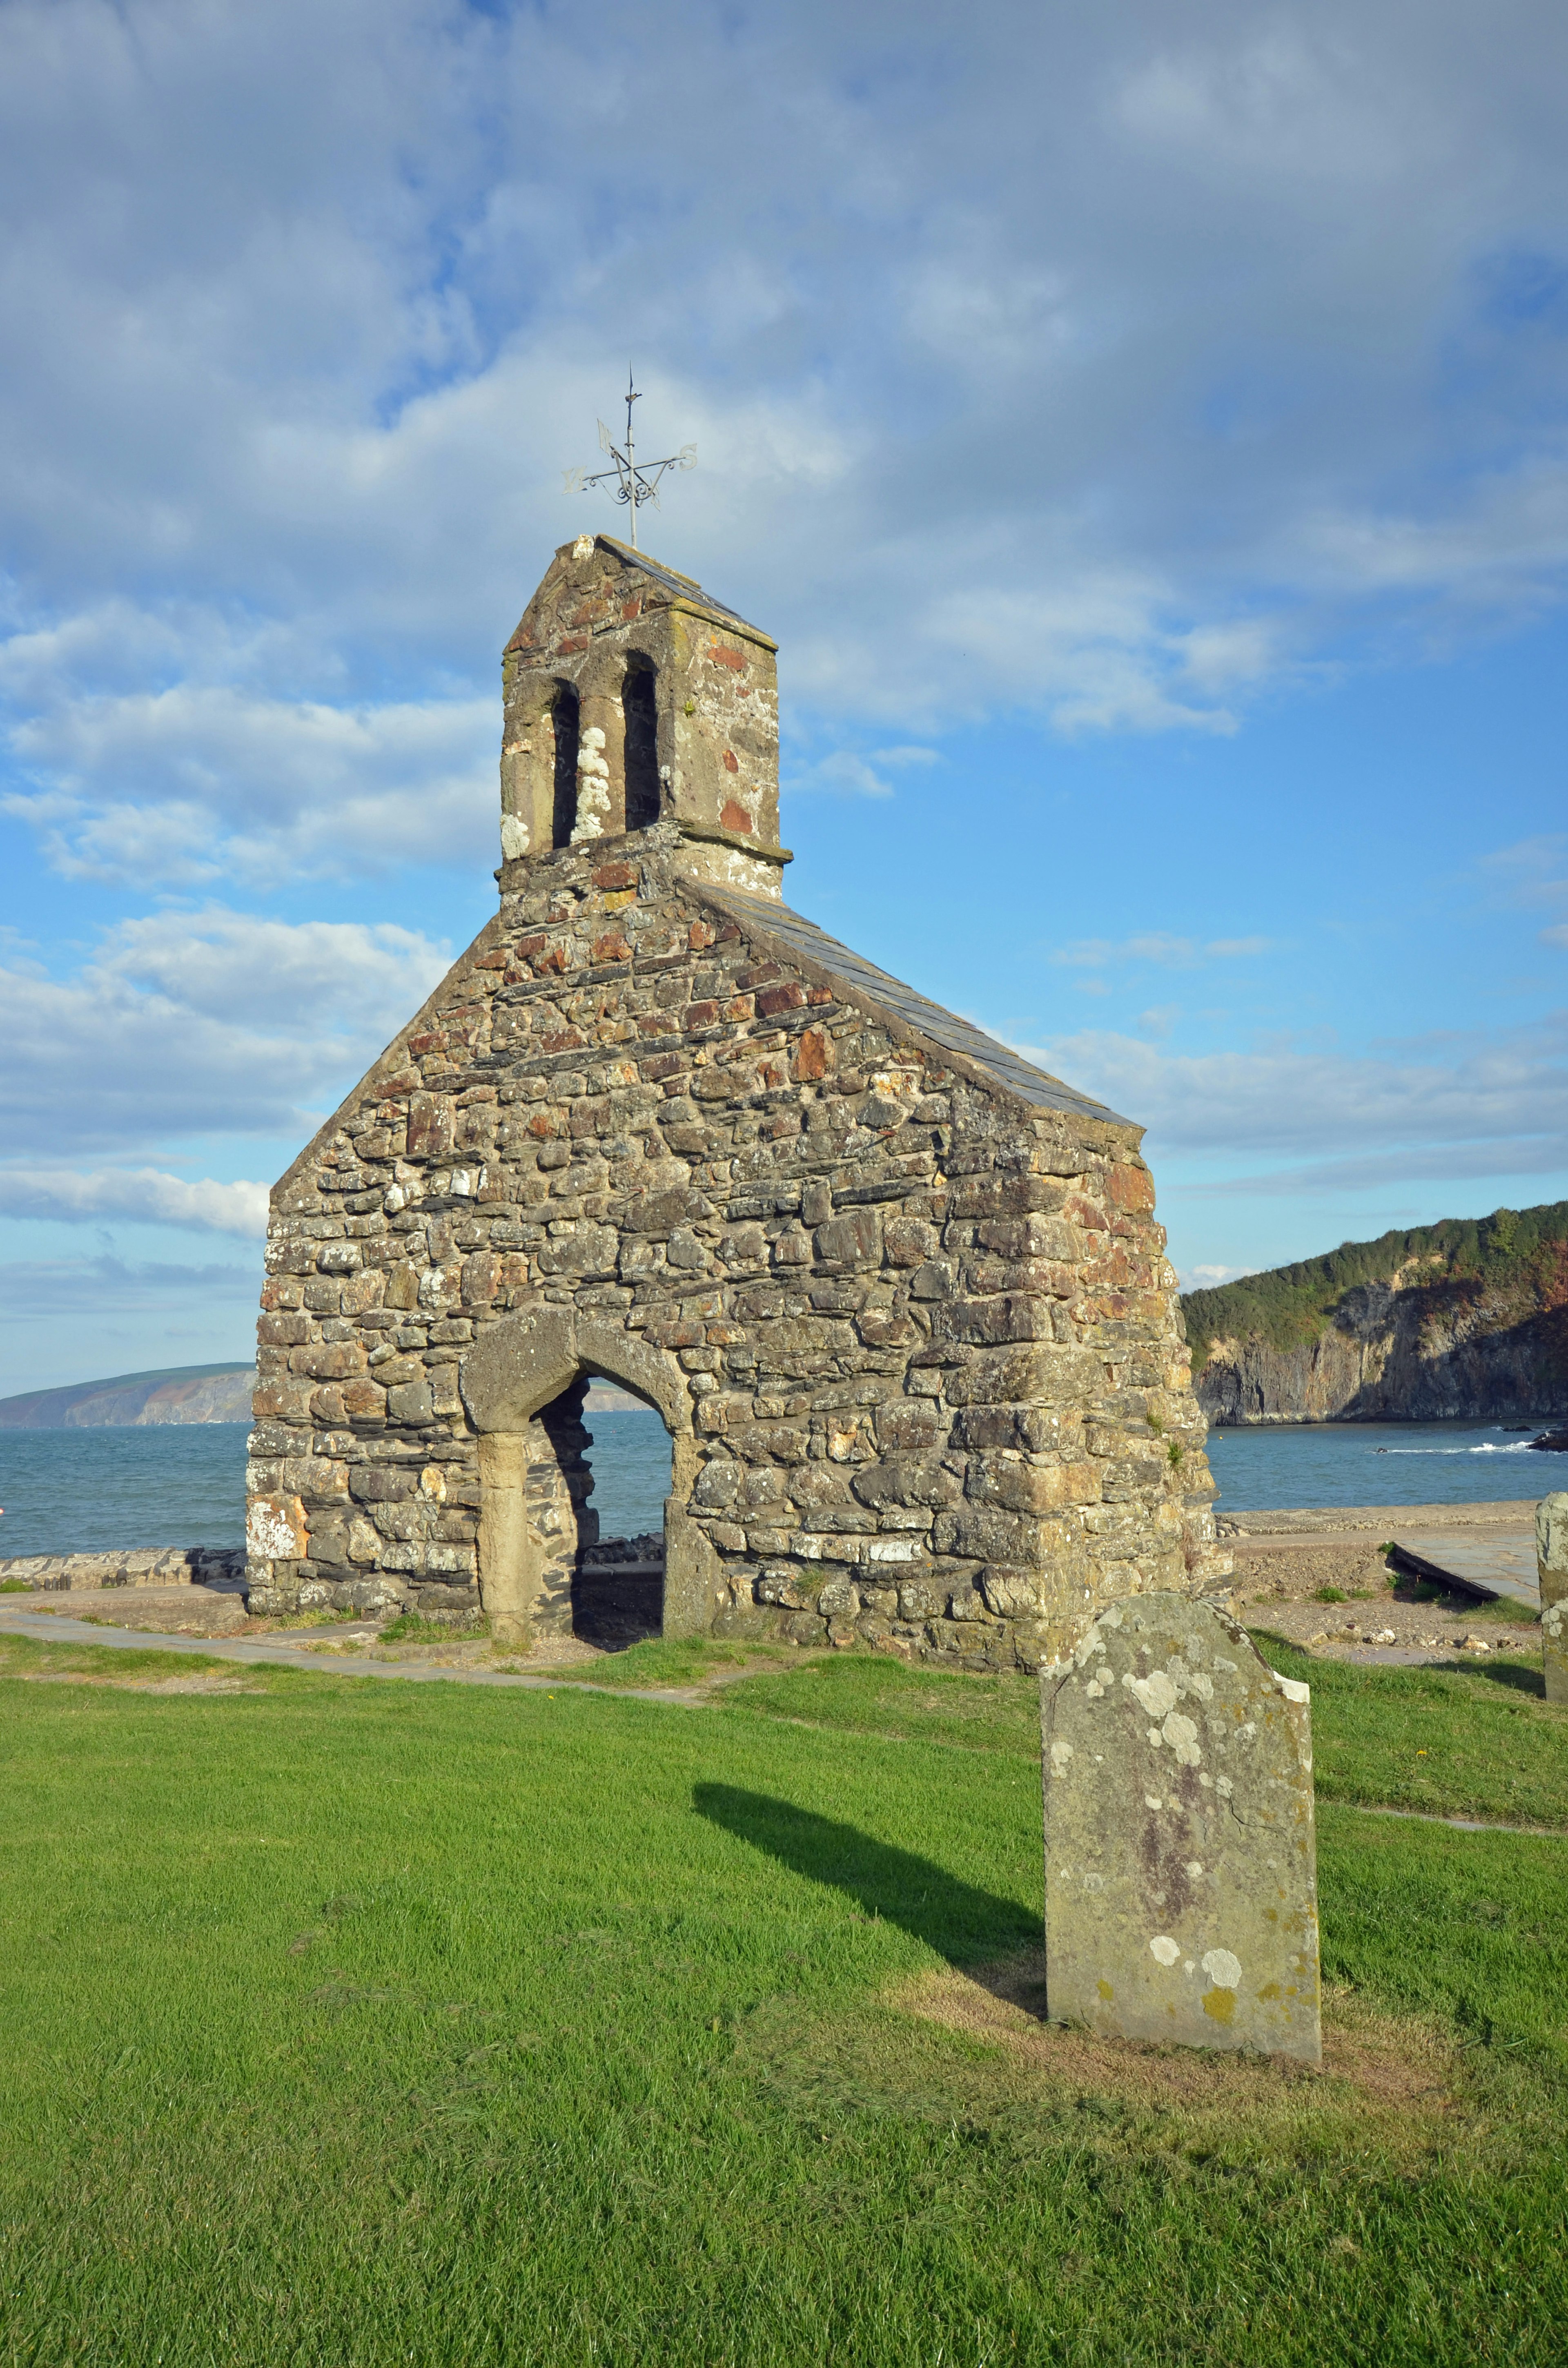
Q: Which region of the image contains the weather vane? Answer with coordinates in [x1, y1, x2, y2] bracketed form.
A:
[563, 370, 695, 550]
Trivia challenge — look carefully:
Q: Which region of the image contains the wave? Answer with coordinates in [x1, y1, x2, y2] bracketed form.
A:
[1382, 1442, 1533, 1455]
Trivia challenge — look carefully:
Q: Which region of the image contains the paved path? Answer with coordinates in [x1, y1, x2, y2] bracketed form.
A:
[0, 1608, 716, 1707]
[1343, 1802, 1566, 1840]
[1388, 1530, 1540, 1610]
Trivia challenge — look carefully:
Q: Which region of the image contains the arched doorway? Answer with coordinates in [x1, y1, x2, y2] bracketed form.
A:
[459, 1306, 713, 1652]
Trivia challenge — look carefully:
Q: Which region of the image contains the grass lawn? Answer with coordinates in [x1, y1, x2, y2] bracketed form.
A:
[1, 1630, 1566, 2364]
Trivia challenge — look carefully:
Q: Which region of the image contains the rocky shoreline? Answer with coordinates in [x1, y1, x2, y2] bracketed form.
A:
[1, 1545, 247, 1592]
[1, 1498, 1547, 1672]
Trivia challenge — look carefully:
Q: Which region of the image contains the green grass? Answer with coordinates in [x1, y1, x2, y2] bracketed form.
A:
[539, 1634, 804, 1689]
[1256, 1634, 1568, 1827]
[2, 1639, 1567, 2363]
[0, 1629, 264, 1685]
[376, 1609, 490, 1643]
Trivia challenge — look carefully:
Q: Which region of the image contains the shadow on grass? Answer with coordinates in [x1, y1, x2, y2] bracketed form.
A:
[693, 1784, 1038, 1962]
[1447, 1656, 1548, 1700]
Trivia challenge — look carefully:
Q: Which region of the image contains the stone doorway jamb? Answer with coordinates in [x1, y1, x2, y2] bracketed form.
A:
[459, 1303, 710, 1646]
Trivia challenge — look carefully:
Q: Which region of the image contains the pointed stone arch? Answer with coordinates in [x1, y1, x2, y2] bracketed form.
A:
[459, 1303, 716, 1648]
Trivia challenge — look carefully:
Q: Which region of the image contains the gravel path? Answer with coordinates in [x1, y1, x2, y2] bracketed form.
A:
[0, 1607, 719, 1706]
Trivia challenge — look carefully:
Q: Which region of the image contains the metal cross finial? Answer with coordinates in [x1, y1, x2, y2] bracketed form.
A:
[562, 370, 695, 550]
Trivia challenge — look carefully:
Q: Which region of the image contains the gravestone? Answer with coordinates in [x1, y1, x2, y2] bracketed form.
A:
[1544, 1601, 1568, 1708]
[1041, 1591, 1321, 2063]
[1539, 1494, 1568, 1706]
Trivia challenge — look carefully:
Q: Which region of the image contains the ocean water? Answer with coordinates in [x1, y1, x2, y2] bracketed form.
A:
[0, 1411, 1555, 1562]
[1205, 1418, 1559, 1512]
[0, 1409, 675, 1562]
[0, 1425, 253, 1560]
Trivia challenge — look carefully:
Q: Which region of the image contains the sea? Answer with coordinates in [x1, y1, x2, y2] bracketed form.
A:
[0, 1412, 1557, 1562]
[0, 1410, 675, 1562]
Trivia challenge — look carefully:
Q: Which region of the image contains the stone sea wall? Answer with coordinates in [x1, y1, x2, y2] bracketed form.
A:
[0, 1546, 246, 1591]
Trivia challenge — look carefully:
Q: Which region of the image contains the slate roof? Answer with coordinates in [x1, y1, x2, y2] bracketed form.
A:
[695, 883, 1134, 1128]
[595, 537, 773, 644]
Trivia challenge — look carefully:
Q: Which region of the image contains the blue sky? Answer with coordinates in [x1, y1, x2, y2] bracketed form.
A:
[1, 0, 1566, 1393]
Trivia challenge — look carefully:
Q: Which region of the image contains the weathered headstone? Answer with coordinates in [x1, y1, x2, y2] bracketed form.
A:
[1539, 1495, 1568, 1706]
[1543, 1601, 1568, 1708]
[1041, 1591, 1321, 2063]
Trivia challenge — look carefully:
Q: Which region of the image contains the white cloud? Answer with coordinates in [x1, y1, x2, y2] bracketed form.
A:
[0, 1253, 258, 1325]
[0, 0, 1565, 886]
[1179, 1262, 1257, 1290]
[0, 906, 450, 1157]
[0, 1168, 269, 1236]
[787, 751, 896, 799]
[1197, 1142, 1568, 1195]
[1051, 933, 1272, 970]
[1015, 1013, 1568, 1165]
[7, 682, 494, 886]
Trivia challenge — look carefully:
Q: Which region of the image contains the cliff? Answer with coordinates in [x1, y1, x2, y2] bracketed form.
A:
[0, 1365, 256, 1429]
[1183, 1203, 1568, 1424]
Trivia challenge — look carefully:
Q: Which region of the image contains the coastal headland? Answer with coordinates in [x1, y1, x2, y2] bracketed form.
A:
[1185, 1202, 1568, 1425]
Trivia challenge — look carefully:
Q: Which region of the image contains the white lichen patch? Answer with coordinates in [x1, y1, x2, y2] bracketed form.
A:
[1149, 1935, 1180, 1967]
[1050, 1739, 1075, 1771]
[1201, 1948, 1242, 1989]
[1162, 1712, 1201, 1766]
[570, 727, 612, 843]
[1125, 1668, 1178, 1719]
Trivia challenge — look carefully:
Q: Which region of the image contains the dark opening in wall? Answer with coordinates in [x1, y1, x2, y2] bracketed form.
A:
[551, 682, 580, 847]
[622, 660, 660, 831]
[570, 1381, 672, 1646]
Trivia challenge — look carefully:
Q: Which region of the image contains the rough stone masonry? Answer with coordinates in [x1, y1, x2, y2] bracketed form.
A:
[245, 532, 1230, 1667]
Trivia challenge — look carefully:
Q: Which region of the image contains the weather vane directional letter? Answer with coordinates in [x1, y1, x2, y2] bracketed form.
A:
[562, 370, 695, 550]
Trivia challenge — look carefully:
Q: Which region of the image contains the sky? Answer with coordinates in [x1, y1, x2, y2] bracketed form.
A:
[1, 0, 1566, 1394]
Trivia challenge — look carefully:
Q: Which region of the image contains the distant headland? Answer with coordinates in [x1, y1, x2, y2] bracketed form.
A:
[0, 1365, 647, 1429]
[0, 1365, 258, 1429]
[1183, 1202, 1568, 1424]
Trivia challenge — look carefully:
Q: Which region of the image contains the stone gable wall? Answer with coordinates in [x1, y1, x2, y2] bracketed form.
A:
[246, 828, 1225, 1666]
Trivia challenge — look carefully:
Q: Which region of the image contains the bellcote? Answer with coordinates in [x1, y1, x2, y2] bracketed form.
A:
[497, 534, 788, 898]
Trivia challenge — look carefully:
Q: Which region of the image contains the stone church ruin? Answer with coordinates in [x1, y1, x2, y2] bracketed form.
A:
[245, 532, 1230, 1668]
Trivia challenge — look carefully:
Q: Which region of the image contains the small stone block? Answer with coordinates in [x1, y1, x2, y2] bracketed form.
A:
[1544, 1599, 1568, 1706]
[1041, 1591, 1321, 2064]
[1537, 1492, 1568, 1610]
